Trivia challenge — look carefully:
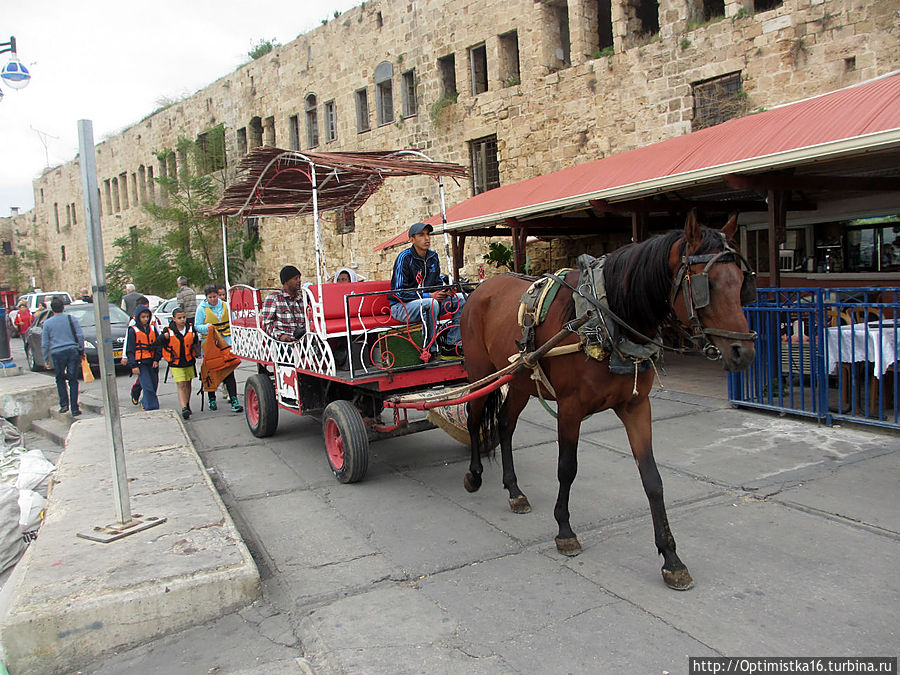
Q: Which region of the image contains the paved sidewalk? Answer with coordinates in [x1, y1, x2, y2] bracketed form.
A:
[1, 339, 897, 673]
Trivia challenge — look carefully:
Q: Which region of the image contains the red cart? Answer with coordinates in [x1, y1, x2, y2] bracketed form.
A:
[208, 149, 472, 483]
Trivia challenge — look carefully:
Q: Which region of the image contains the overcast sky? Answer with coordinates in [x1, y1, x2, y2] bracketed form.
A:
[0, 0, 362, 217]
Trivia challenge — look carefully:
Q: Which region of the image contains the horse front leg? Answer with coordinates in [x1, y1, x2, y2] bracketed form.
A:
[554, 405, 582, 556]
[615, 397, 693, 590]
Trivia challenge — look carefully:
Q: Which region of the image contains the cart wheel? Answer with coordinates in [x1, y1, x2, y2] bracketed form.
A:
[322, 400, 369, 483]
[245, 373, 278, 438]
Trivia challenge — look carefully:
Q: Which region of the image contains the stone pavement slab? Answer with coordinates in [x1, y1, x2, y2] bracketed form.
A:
[0, 410, 259, 674]
[407, 438, 722, 548]
[582, 408, 896, 489]
[561, 496, 898, 656]
[773, 451, 900, 533]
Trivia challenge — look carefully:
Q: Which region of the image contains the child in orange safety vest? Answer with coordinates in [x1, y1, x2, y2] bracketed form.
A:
[126, 304, 161, 410]
[157, 306, 199, 420]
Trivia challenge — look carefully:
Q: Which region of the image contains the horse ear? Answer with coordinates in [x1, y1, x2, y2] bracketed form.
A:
[722, 213, 739, 241]
[684, 210, 702, 252]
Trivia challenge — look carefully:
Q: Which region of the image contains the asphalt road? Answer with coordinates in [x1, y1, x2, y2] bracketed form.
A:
[10, 338, 898, 674]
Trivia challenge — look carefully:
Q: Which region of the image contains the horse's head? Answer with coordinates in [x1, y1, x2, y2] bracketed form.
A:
[670, 212, 757, 371]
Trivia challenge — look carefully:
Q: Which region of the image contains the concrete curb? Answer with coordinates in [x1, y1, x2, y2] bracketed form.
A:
[0, 373, 56, 431]
[0, 410, 260, 674]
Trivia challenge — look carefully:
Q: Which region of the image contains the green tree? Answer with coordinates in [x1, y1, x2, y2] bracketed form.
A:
[106, 136, 249, 302]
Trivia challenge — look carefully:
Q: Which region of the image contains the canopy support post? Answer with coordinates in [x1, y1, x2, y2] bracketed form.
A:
[221, 216, 230, 294]
[452, 234, 466, 282]
[767, 188, 787, 287]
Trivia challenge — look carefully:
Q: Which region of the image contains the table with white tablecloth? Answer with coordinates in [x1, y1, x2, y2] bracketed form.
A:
[825, 320, 899, 378]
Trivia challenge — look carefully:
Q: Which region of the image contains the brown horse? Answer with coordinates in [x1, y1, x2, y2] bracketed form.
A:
[460, 213, 756, 590]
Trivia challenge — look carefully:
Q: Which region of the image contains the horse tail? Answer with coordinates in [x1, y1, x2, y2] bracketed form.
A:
[470, 387, 503, 456]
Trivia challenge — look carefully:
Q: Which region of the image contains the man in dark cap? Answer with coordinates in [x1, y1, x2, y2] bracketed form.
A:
[390, 222, 465, 361]
[260, 265, 306, 342]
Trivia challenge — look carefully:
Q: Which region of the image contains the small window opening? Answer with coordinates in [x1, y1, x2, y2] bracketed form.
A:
[289, 114, 300, 150]
[470, 135, 500, 195]
[324, 100, 338, 142]
[375, 61, 394, 125]
[356, 88, 371, 133]
[249, 117, 263, 149]
[305, 94, 319, 147]
[402, 69, 417, 117]
[469, 43, 488, 95]
[499, 31, 521, 86]
[438, 54, 457, 99]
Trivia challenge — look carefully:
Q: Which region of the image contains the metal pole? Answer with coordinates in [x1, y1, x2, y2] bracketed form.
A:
[77, 120, 131, 525]
[438, 176, 453, 283]
[221, 216, 231, 295]
[311, 161, 324, 288]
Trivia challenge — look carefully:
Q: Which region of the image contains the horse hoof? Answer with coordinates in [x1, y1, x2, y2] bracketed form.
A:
[464, 473, 482, 493]
[662, 567, 694, 591]
[508, 496, 531, 514]
[555, 536, 582, 557]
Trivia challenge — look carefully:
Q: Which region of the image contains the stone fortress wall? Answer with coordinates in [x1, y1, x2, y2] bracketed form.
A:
[6, 0, 898, 295]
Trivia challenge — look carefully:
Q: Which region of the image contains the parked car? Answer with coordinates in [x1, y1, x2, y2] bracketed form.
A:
[154, 295, 204, 325]
[9, 291, 74, 337]
[23, 303, 131, 374]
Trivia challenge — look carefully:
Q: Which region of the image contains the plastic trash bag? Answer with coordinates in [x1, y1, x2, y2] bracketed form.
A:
[0, 483, 25, 574]
[15, 449, 55, 493]
[17, 489, 45, 531]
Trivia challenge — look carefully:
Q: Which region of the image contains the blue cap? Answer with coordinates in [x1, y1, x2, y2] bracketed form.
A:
[408, 222, 434, 237]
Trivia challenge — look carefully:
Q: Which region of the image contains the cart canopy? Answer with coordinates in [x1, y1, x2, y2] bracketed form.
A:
[205, 147, 467, 220]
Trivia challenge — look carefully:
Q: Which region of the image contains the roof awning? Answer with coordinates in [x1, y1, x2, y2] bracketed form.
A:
[374, 71, 900, 251]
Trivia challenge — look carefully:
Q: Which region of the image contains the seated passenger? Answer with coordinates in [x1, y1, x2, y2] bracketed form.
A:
[261, 265, 306, 342]
[333, 267, 358, 283]
[389, 222, 464, 361]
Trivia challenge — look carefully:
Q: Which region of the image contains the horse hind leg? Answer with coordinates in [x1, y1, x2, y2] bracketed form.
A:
[498, 388, 531, 514]
[464, 389, 498, 492]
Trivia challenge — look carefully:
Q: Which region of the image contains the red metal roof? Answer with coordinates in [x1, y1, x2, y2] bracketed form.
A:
[375, 72, 900, 251]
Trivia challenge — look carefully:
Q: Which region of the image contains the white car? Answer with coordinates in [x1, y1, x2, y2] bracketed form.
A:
[9, 291, 74, 336]
[154, 295, 205, 326]
[17, 291, 74, 313]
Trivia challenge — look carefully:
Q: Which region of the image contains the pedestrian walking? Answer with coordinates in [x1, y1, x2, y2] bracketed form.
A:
[158, 306, 199, 420]
[40, 297, 83, 417]
[126, 304, 161, 411]
[176, 276, 198, 327]
[13, 300, 32, 345]
[195, 284, 242, 412]
[121, 283, 142, 316]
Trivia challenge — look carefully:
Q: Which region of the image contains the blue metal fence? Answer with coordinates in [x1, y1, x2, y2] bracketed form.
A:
[727, 287, 900, 430]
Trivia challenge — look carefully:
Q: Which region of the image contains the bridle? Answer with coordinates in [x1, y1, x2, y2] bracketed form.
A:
[670, 235, 758, 360]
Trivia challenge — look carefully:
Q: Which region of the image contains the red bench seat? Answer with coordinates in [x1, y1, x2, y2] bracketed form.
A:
[307, 280, 405, 336]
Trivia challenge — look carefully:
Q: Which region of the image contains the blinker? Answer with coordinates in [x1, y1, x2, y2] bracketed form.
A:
[688, 273, 710, 310]
[740, 272, 757, 305]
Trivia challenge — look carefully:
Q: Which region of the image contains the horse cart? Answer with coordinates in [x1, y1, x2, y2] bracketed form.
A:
[208, 149, 477, 483]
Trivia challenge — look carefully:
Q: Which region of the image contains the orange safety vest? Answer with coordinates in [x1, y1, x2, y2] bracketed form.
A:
[203, 303, 230, 338]
[132, 326, 158, 361]
[161, 327, 197, 367]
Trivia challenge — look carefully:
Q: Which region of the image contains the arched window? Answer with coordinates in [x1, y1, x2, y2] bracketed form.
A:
[305, 94, 319, 148]
[374, 61, 394, 126]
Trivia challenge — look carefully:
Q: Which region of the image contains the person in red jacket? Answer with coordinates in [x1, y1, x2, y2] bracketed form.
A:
[157, 306, 199, 420]
[13, 301, 33, 344]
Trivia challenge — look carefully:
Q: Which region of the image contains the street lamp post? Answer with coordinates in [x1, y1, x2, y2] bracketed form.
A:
[0, 36, 31, 102]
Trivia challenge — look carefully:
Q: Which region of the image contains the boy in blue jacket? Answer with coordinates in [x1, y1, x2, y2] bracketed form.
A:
[389, 222, 465, 361]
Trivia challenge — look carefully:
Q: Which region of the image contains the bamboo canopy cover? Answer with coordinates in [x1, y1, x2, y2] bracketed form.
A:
[205, 147, 468, 219]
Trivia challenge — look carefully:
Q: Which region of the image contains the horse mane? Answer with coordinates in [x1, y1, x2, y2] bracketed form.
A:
[602, 227, 724, 336]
